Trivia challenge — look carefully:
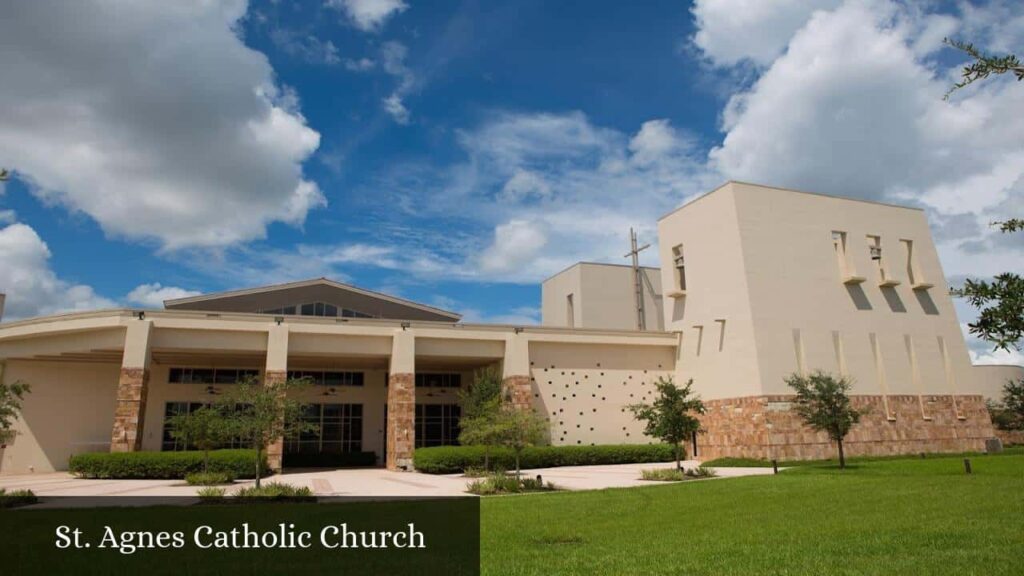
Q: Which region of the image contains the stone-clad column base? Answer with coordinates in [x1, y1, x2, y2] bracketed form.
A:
[502, 375, 533, 411]
[264, 370, 287, 472]
[697, 394, 995, 461]
[386, 373, 415, 471]
[111, 367, 150, 452]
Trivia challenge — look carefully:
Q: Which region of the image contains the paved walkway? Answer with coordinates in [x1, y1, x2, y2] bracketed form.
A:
[0, 461, 775, 498]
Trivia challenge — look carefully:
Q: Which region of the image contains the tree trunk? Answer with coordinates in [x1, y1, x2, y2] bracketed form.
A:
[484, 447, 490, 471]
[204, 448, 210, 474]
[837, 438, 846, 470]
[675, 443, 682, 472]
[255, 445, 263, 488]
[515, 450, 521, 479]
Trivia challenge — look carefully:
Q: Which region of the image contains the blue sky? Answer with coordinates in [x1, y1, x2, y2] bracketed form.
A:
[0, 0, 1021, 361]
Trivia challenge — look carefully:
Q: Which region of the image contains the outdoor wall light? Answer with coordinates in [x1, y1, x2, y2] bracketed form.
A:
[136, 311, 145, 320]
[205, 386, 221, 396]
[401, 322, 411, 330]
[514, 327, 524, 334]
[321, 387, 338, 397]
[274, 316, 284, 325]
[870, 246, 882, 261]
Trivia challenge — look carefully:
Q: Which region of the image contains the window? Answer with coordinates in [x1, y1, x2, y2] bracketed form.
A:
[900, 239, 932, 289]
[162, 402, 203, 451]
[285, 403, 363, 454]
[833, 231, 865, 284]
[161, 402, 249, 451]
[566, 293, 575, 328]
[415, 404, 461, 448]
[168, 368, 259, 384]
[672, 245, 686, 291]
[415, 373, 462, 388]
[867, 235, 898, 286]
[261, 303, 374, 318]
[287, 370, 364, 387]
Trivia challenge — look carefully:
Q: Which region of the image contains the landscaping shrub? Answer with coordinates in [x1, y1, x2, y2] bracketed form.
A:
[685, 466, 717, 479]
[196, 487, 226, 502]
[69, 449, 267, 479]
[641, 468, 686, 481]
[415, 444, 676, 474]
[235, 482, 315, 502]
[0, 488, 38, 508]
[462, 466, 490, 478]
[185, 471, 236, 486]
[465, 472, 556, 495]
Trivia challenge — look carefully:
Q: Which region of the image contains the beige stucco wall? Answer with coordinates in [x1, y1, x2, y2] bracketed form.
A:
[658, 184, 763, 400]
[542, 263, 663, 331]
[1, 360, 119, 474]
[729, 182, 974, 401]
[541, 264, 582, 328]
[971, 365, 1024, 401]
[528, 342, 676, 446]
[657, 182, 980, 413]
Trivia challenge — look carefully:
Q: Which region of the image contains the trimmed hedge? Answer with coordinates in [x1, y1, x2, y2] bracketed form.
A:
[68, 449, 267, 480]
[414, 444, 677, 474]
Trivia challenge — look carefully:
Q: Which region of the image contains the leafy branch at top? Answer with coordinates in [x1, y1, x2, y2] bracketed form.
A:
[944, 38, 1024, 100]
[952, 219, 1023, 352]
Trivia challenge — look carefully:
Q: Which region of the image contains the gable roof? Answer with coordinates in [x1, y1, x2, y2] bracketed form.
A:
[163, 277, 461, 321]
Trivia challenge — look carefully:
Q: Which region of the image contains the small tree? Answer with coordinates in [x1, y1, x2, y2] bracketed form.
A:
[215, 375, 317, 488]
[785, 371, 864, 469]
[166, 405, 231, 473]
[628, 377, 704, 471]
[0, 380, 31, 447]
[457, 367, 504, 470]
[495, 407, 548, 478]
[990, 378, 1024, 431]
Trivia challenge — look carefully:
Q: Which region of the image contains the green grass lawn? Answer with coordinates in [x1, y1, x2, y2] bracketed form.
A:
[480, 454, 1024, 575]
[702, 445, 1024, 468]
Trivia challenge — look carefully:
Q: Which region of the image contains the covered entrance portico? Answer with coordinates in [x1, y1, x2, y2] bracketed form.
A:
[0, 309, 676, 476]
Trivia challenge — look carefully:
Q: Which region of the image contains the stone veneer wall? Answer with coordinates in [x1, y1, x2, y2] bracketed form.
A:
[386, 373, 415, 471]
[996, 429, 1024, 446]
[697, 394, 995, 461]
[264, 370, 287, 471]
[503, 375, 533, 411]
[110, 367, 149, 452]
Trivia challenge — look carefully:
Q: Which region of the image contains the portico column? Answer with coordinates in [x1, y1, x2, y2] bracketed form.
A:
[386, 329, 415, 471]
[502, 333, 533, 410]
[264, 323, 289, 472]
[110, 319, 152, 452]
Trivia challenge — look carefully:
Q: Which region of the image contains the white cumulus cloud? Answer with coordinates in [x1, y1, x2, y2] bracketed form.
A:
[691, 0, 842, 67]
[126, 283, 202, 308]
[0, 223, 115, 320]
[329, 0, 408, 32]
[0, 1, 323, 250]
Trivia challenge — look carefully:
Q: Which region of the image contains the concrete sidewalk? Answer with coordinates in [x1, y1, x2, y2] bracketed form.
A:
[0, 461, 774, 498]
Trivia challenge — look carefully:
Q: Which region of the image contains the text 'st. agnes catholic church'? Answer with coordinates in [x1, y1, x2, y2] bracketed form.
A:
[0, 182, 1019, 474]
